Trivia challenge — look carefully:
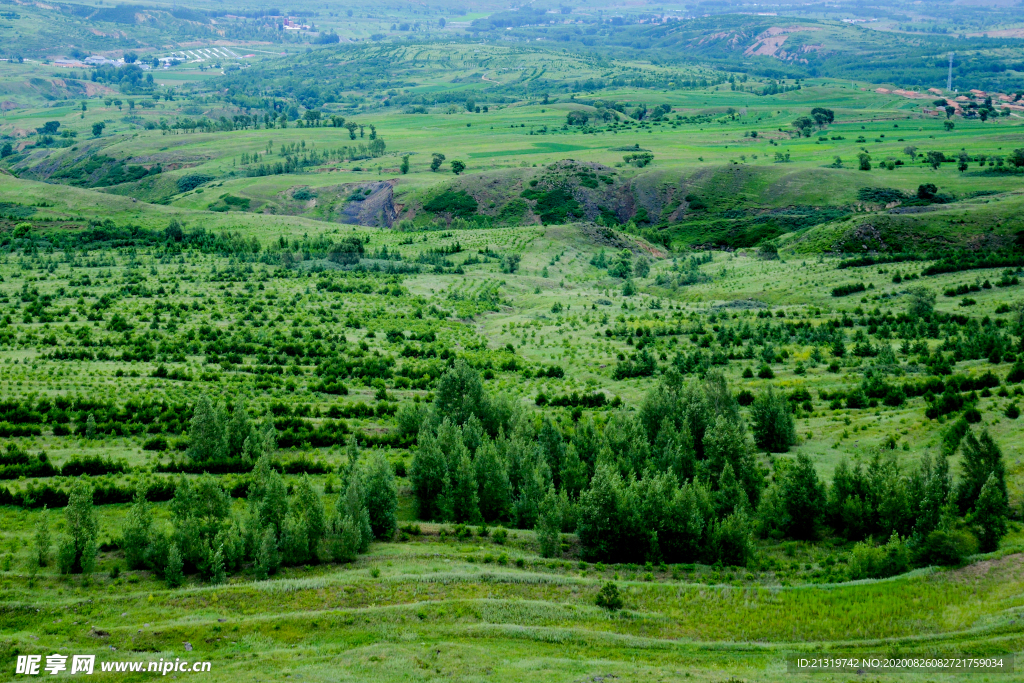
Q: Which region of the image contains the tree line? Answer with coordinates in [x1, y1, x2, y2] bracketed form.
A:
[34, 431, 396, 584]
[409, 362, 1011, 570]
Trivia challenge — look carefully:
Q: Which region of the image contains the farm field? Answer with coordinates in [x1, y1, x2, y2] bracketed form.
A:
[1, 2, 1024, 681]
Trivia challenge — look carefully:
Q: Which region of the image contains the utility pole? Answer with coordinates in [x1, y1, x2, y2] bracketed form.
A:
[947, 52, 954, 91]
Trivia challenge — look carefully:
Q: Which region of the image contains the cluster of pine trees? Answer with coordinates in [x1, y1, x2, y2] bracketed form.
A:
[184, 396, 276, 463]
[120, 445, 396, 585]
[37, 432, 397, 585]
[410, 362, 1011, 570]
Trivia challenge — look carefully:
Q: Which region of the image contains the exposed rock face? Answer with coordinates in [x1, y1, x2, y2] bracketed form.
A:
[338, 180, 398, 227]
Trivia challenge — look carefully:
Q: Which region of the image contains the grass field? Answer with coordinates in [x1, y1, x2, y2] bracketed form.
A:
[2, 15, 1024, 683]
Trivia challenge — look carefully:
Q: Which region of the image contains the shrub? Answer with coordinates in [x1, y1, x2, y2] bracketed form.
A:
[363, 451, 398, 539]
[176, 174, 213, 193]
[832, 283, 866, 297]
[710, 512, 753, 566]
[60, 456, 127, 477]
[424, 190, 477, 218]
[848, 533, 909, 580]
[595, 582, 623, 611]
[1007, 361, 1024, 384]
[750, 386, 796, 452]
[916, 528, 978, 566]
[143, 436, 169, 451]
[165, 543, 184, 587]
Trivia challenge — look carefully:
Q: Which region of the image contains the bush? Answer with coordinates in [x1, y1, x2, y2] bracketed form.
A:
[1007, 361, 1024, 384]
[710, 512, 752, 566]
[423, 190, 478, 218]
[750, 386, 796, 452]
[595, 581, 623, 610]
[848, 533, 909, 580]
[60, 456, 127, 477]
[832, 283, 866, 297]
[917, 528, 978, 566]
[143, 436, 168, 451]
[176, 174, 214, 193]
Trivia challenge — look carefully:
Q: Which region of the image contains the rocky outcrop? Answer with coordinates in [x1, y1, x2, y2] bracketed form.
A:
[338, 180, 398, 227]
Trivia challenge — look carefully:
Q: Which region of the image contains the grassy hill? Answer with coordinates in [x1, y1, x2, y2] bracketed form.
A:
[2, 10, 1024, 682]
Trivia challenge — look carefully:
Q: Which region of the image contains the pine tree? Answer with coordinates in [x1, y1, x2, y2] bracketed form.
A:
[165, 543, 184, 587]
[576, 465, 624, 561]
[362, 452, 398, 539]
[57, 481, 98, 574]
[242, 414, 276, 462]
[556, 487, 579, 533]
[703, 415, 761, 507]
[325, 512, 361, 563]
[750, 386, 796, 453]
[341, 476, 372, 553]
[85, 413, 97, 439]
[475, 440, 512, 522]
[624, 432, 651, 479]
[713, 462, 744, 517]
[250, 455, 289, 540]
[187, 395, 226, 462]
[34, 505, 51, 567]
[214, 520, 244, 572]
[537, 418, 566, 488]
[121, 483, 152, 570]
[536, 488, 561, 558]
[915, 453, 951, 538]
[294, 475, 327, 559]
[409, 430, 449, 520]
[225, 399, 253, 459]
[461, 414, 484, 455]
[754, 481, 789, 540]
[172, 474, 231, 540]
[703, 416, 746, 481]
[340, 435, 360, 490]
[570, 416, 606, 479]
[450, 454, 481, 523]
[433, 360, 486, 427]
[958, 429, 1006, 513]
[210, 545, 226, 585]
[595, 581, 623, 610]
[971, 472, 1007, 552]
[652, 417, 695, 482]
[254, 527, 280, 579]
[710, 511, 752, 566]
[559, 443, 590, 498]
[436, 418, 469, 473]
[512, 459, 546, 530]
[279, 513, 310, 566]
[781, 453, 825, 540]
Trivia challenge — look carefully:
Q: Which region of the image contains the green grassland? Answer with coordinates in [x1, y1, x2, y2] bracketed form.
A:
[4, 48, 1023, 254]
[1, 22, 1024, 683]
[0, 215, 1021, 680]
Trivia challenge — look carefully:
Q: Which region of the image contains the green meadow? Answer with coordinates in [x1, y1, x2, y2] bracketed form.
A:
[1, 14, 1024, 683]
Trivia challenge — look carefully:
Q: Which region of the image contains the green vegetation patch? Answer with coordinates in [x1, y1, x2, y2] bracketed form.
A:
[521, 186, 583, 225]
[423, 190, 479, 218]
[670, 205, 852, 248]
